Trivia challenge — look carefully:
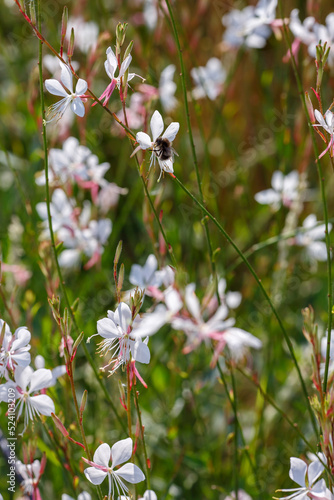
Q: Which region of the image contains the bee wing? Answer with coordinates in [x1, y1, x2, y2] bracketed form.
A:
[162, 122, 179, 142]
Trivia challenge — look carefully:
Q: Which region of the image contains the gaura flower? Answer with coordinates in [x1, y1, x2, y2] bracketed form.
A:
[274, 457, 329, 500]
[83, 438, 145, 500]
[45, 62, 87, 122]
[88, 302, 150, 374]
[313, 109, 334, 159]
[132, 110, 179, 181]
[0, 320, 31, 379]
[0, 366, 55, 435]
[97, 47, 144, 107]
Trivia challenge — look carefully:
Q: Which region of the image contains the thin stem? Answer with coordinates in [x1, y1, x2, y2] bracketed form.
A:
[237, 367, 320, 457]
[164, 0, 217, 279]
[216, 360, 263, 498]
[278, 1, 333, 394]
[35, 0, 126, 435]
[134, 387, 151, 490]
[173, 175, 319, 436]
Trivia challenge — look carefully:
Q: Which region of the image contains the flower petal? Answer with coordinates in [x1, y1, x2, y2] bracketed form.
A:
[29, 394, 55, 416]
[93, 443, 111, 467]
[97, 317, 120, 338]
[136, 132, 152, 150]
[75, 78, 88, 95]
[84, 467, 108, 485]
[111, 437, 132, 467]
[45, 79, 68, 97]
[119, 55, 132, 78]
[130, 341, 150, 364]
[115, 303, 132, 334]
[12, 327, 31, 351]
[162, 122, 179, 142]
[289, 458, 307, 487]
[29, 369, 53, 393]
[308, 460, 324, 486]
[70, 97, 85, 117]
[116, 463, 145, 484]
[60, 62, 74, 93]
[150, 111, 164, 142]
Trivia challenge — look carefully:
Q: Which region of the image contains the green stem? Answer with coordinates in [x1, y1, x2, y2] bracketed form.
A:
[173, 175, 318, 436]
[134, 387, 151, 490]
[230, 366, 239, 500]
[216, 361, 262, 497]
[35, 0, 126, 435]
[237, 367, 320, 457]
[278, 1, 333, 394]
[164, 0, 217, 279]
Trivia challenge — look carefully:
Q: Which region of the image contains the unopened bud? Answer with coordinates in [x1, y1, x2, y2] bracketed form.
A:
[68, 27, 75, 60]
[305, 91, 315, 123]
[124, 40, 133, 60]
[80, 390, 87, 419]
[114, 240, 123, 266]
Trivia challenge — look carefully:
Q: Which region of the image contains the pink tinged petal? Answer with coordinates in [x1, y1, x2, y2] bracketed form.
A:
[29, 394, 55, 416]
[45, 79, 69, 97]
[111, 438, 133, 467]
[12, 328, 31, 350]
[289, 458, 307, 487]
[310, 479, 328, 498]
[136, 132, 152, 150]
[84, 467, 108, 485]
[150, 110, 164, 141]
[131, 341, 150, 364]
[75, 78, 88, 95]
[308, 461, 324, 485]
[93, 443, 111, 467]
[60, 62, 74, 92]
[119, 55, 132, 78]
[162, 122, 180, 142]
[116, 463, 145, 483]
[70, 97, 85, 117]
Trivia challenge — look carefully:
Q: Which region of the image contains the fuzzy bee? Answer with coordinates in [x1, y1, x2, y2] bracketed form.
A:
[131, 111, 180, 181]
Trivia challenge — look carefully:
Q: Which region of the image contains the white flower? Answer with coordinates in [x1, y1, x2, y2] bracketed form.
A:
[36, 188, 75, 236]
[83, 438, 145, 500]
[35, 137, 110, 189]
[16, 459, 43, 495]
[45, 62, 87, 122]
[0, 366, 55, 434]
[275, 457, 328, 500]
[289, 9, 317, 47]
[0, 320, 31, 379]
[130, 254, 164, 290]
[254, 170, 300, 210]
[159, 64, 177, 112]
[218, 278, 242, 309]
[295, 214, 332, 262]
[191, 58, 226, 100]
[99, 48, 144, 107]
[171, 283, 261, 362]
[62, 493, 92, 500]
[313, 109, 334, 159]
[222, 0, 277, 49]
[88, 302, 150, 373]
[135, 110, 179, 181]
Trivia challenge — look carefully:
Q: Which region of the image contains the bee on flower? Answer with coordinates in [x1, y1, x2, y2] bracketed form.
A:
[131, 110, 180, 181]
